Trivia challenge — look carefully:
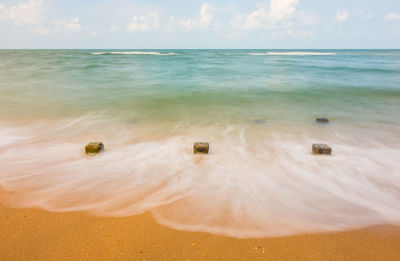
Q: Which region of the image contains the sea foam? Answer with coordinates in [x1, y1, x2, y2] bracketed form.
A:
[91, 51, 178, 55]
[248, 52, 336, 56]
[0, 117, 399, 238]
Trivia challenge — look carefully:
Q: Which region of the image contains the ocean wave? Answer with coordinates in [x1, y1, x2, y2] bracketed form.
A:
[91, 51, 178, 56]
[1, 119, 400, 238]
[248, 52, 336, 56]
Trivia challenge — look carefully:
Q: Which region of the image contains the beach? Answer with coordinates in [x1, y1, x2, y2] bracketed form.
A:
[1, 50, 400, 259]
[1, 190, 400, 260]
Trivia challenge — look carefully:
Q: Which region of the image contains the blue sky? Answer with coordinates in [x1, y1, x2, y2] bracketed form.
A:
[0, 0, 400, 48]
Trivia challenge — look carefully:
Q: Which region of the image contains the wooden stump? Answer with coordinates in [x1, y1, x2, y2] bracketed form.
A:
[312, 144, 332, 155]
[193, 142, 209, 154]
[85, 142, 104, 154]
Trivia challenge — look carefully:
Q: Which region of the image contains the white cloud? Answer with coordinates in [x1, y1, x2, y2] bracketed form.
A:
[242, 8, 268, 29]
[167, 16, 194, 32]
[177, 17, 197, 31]
[296, 11, 319, 26]
[52, 17, 82, 32]
[385, 13, 400, 21]
[0, 0, 83, 34]
[0, 4, 6, 17]
[34, 25, 50, 34]
[0, 0, 45, 26]
[127, 13, 159, 31]
[264, 28, 315, 40]
[108, 25, 120, 32]
[198, 3, 213, 28]
[268, 0, 298, 21]
[354, 6, 373, 20]
[66, 17, 81, 31]
[336, 9, 349, 22]
[166, 3, 215, 32]
[231, 0, 316, 30]
[287, 29, 314, 37]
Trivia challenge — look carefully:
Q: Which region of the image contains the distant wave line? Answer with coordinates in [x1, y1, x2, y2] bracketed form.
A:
[91, 51, 178, 56]
[248, 52, 336, 56]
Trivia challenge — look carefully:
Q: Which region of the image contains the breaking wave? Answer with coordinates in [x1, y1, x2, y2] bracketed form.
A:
[248, 52, 336, 56]
[0, 117, 400, 238]
[91, 51, 178, 56]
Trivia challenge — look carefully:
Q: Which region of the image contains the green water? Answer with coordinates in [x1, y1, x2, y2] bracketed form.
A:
[1, 50, 399, 124]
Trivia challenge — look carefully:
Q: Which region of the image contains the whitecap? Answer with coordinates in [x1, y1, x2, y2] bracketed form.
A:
[91, 51, 178, 56]
[249, 52, 336, 56]
[1, 119, 400, 238]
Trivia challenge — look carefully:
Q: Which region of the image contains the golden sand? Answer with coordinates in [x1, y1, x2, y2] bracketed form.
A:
[1, 189, 399, 261]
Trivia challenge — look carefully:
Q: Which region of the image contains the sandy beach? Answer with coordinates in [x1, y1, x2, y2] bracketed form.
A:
[1, 191, 399, 261]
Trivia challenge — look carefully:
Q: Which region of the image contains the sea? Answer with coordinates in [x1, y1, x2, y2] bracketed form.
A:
[0, 49, 399, 237]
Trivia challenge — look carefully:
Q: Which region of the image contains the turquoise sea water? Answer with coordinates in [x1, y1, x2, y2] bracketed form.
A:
[1, 50, 400, 123]
[0, 50, 399, 237]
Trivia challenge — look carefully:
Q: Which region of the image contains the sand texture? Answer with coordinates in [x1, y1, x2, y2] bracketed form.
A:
[1, 191, 400, 261]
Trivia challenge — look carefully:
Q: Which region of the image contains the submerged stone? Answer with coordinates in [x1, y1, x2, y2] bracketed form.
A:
[128, 119, 139, 125]
[253, 119, 267, 125]
[85, 142, 104, 154]
[316, 117, 329, 123]
[193, 142, 209, 154]
[312, 144, 332, 155]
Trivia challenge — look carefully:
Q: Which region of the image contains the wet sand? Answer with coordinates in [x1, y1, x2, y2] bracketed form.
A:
[1, 191, 400, 260]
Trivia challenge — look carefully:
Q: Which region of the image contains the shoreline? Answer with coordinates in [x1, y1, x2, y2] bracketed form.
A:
[1, 191, 400, 260]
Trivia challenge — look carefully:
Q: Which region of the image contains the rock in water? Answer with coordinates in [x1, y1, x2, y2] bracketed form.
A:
[316, 117, 329, 123]
[85, 142, 104, 154]
[312, 144, 332, 155]
[253, 119, 266, 125]
[193, 142, 209, 154]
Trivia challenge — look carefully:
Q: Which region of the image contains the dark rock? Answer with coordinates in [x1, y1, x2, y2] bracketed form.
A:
[254, 119, 266, 125]
[193, 142, 209, 154]
[312, 144, 332, 155]
[85, 142, 104, 154]
[316, 117, 329, 123]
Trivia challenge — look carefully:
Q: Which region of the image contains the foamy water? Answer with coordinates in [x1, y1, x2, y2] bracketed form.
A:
[248, 52, 336, 56]
[0, 49, 400, 238]
[91, 51, 178, 55]
[1, 116, 399, 237]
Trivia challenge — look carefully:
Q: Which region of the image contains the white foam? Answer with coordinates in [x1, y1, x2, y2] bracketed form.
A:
[248, 52, 336, 56]
[0, 118, 399, 238]
[91, 51, 178, 56]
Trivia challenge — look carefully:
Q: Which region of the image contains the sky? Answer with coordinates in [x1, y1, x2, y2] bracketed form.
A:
[0, 0, 400, 49]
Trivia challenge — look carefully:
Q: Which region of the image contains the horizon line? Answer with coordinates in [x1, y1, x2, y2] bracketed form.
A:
[1, 48, 400, 50]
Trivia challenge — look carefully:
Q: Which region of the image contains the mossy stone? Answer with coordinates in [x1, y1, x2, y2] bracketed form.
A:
[312, 144, 332, 155]
[85, 142, 104, 154]
[193, 142, 209, 154]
